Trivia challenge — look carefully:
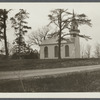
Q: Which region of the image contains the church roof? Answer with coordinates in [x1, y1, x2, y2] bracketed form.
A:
[40, 36, 75, 46]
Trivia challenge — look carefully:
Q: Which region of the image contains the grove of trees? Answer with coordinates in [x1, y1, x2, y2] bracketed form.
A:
[0, 8, 99, 59]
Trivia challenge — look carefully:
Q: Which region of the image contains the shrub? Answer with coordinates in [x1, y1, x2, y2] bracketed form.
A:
[11, 50, 39, 59]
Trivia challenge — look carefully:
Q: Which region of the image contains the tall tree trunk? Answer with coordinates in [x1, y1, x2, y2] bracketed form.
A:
[3, 9, 8, 58]
[18, 17, 22, 59]
[58, 30, 61, 59]
[58, 9, 62, 59]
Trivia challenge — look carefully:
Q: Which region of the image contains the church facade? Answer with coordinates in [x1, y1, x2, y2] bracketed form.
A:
[40, 13, 80, 59]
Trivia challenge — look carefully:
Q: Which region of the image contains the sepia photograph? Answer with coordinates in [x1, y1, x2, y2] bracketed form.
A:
[0, 2, 100, 93]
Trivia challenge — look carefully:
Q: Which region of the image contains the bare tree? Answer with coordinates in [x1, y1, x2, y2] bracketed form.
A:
[48, 9, 92, 59]
[28, 26, 50, 47]
[48, 9, 71, 59]
[85, 44, 91, 58]
[94, 43, 100, 58]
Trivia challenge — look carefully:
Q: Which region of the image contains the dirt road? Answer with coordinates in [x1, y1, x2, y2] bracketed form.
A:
[0, 65, 100, 80]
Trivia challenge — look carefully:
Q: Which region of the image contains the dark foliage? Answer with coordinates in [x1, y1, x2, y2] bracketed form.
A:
[10, 9, 31, 56]
[0, 58, 99, 71]
[11, 50, 39, 59]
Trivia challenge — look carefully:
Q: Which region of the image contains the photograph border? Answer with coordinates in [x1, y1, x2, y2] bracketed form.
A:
[0, 0, 100, 98]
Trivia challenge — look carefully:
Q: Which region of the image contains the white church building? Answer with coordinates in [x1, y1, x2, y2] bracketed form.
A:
[40, 14, 80, 59]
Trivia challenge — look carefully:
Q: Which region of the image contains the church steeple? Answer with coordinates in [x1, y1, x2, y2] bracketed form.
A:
[72, 9, 75, 20]
[70, 10, 80, 37]
[70, 10, 80, 58]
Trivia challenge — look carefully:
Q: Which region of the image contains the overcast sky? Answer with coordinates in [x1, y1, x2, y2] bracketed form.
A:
[0, 3, 100, 54]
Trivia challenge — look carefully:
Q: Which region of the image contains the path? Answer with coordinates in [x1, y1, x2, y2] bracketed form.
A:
[0, 65, 100, 80]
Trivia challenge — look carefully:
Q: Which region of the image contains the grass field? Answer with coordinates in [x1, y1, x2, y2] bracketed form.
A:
[0, 58, 100, 92]
[0, 58, 100, 71]
[0, 70, 100, 92]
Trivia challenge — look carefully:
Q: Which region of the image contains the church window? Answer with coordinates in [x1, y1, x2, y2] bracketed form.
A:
[54, 46, 58, 57]
[65, 45, 69, 57]
[44, 46, 48, 58]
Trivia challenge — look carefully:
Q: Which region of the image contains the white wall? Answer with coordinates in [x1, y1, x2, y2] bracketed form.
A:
[74, 36, 80, 58]
[40, 45, 55, 59]
[61, 44, 75, 58]
[40, 43, 76, 59]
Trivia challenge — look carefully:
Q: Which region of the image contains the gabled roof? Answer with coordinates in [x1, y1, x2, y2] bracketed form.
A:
[40, 36, 75, 46]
